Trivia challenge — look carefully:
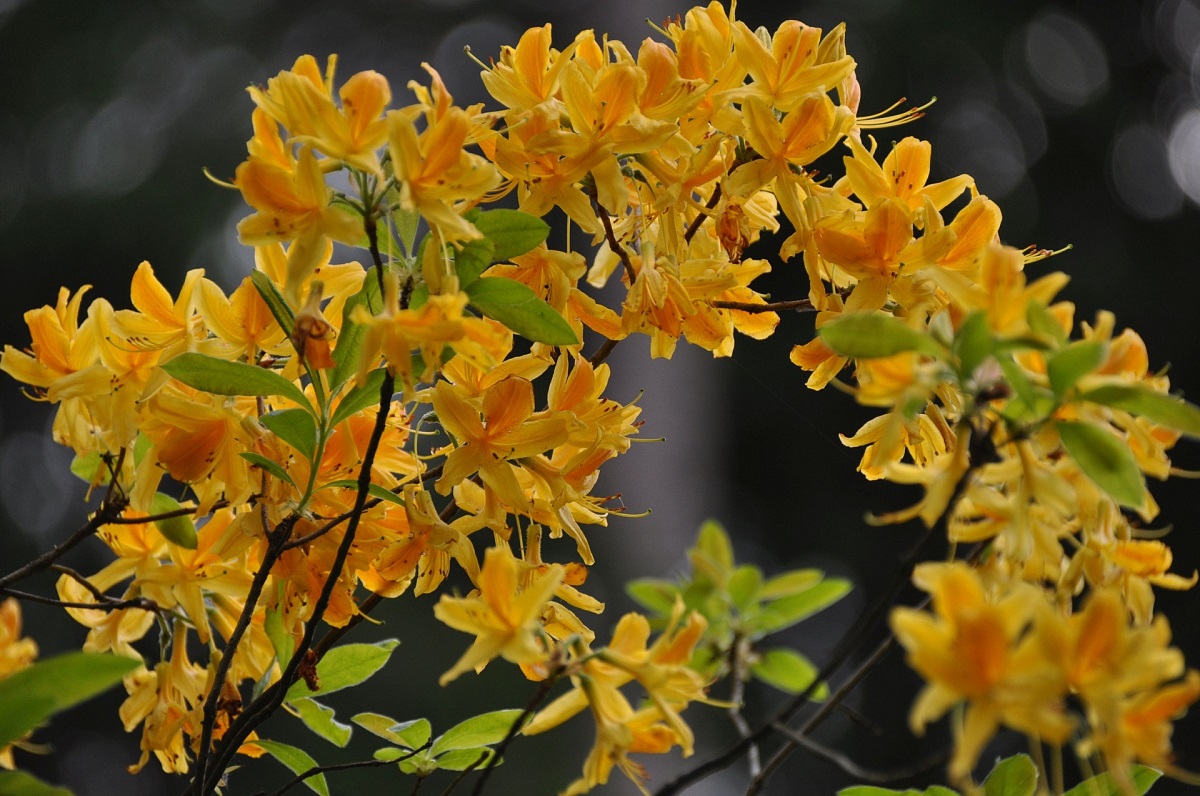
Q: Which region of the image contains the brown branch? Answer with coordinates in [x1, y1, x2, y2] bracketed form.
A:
[587, 185, 637, 284]
[0, 586, 160, 613]
[193, 374, 399, 796]
[726, 633, 760, 777]
[711, 298, 817, 314]
[683, 184, 722, 244]
[766, 720, 946, 785]
[588, 338, 621, 368]
[0, 498, 126, 590]
[439, 750, 490, 796]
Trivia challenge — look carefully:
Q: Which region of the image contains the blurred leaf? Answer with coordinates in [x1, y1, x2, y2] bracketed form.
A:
[758, 569, 824, 600]
[464, 277, 577, 345]
[1026, 300, 1066, 344]
[982, 754, 1037, 796]
[751, 648, 827, 698]
[727, 565, 762, 611]
[261, 408, 318, 461]
[1047, 341, 1106, 398]
[353, 715, 431, 750]
[329, 369, 389, 428]
[473, 209, 550, 261]
[0, 771, 73, 795]
[748, 579, 850, 636]
[391, 200, 420, 257]
[257, 739, 328, 796]
[0, 653, 140, 750]
[819, 314, 945, 359]
[1080, 384, 1200, 438]
[150, 492, 197, 550]
[430, 709, 522, 755]
[625, 578, 679, 616]
[954, 311, 993, 379]
[290, 699, 352, 748]
[162, 353, 311, 412]
[251, 270, 296, 337]
[1055, 421, 1146, 509]
[285, 640, 399, 703]
[690, 520, 734, 584]
[837, 788, 920, 795]
[1061, 765, 1161, 795]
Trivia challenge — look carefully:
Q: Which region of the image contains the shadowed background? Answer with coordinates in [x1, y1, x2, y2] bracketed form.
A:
[1, 0, 1198, 793]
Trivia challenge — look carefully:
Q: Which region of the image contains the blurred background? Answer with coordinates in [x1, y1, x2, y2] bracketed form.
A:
[1, 0, 1199, 793]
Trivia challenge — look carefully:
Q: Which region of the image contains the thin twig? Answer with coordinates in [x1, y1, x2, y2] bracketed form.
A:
[470, 666, 564, 796]
[588, 186, 637, 284]
[440, 750, 490, 796]
[745, 633, 903, 795]
[726, 633, 760, 777]
[0, 586, 159, 613]
[267, 745, 427, 796]
[767, 721, 946, 784]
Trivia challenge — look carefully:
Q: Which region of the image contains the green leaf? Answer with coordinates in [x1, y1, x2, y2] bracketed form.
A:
[0, 771, 74, 796]
[251, 270, 296, 337]
[1055, 421, 1146, 509]
[150, 492, 197, 550]
[625, 578, 679, 616]
[954, 311, 994, 380]
[240, 452, 296, 489]
[1062, 765, 1161, 795]
[285, 640, 399, 703]
[926, 789, 962, 796]
[317, 480, 405, 506]
[391, 201, 420, 257]
[257, 739, 328, 796]
[0, 652, 140, 750]
[430, 709, 523, 756]
[161, 353, 310, 412]
[290, 699, 352, 748]
[1026, 300, 1066, 344]
[69, 451, 110, 486]
[1047, 341, 1107, 398]
[353, 714, 431, 749]
[465, 277, 578, 345]
[758, 569, 824, 600]
[727, 565, 763, 611]
[450, 237, 496, 287]
[330, 369, 389, 428]
[837, 788, 920, 796]
[748, 579, 851, 636]
[330, 273, 385, 392]
[1080, 384, 1200, 438]
[751, 648, 827, 698]
[983, 753, 1037, 796]
[818, 314, 945, 360]
[261, 408, 318, 461]
[690, 520, 734, 584]
[265, 598, 294, 673]
[435, 747, 496, 771]
[473, 209, 550, 261]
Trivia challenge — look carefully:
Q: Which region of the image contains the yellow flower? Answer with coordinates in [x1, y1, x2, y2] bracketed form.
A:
[0, 599, 38, 770]
[387, 66, 500, 243]
[891, 563, 1072, 782]
[432, 376, 574, 509]
[249, 54, 391, 174]
[433, 545, 563, 685]
[728, 20, 856, 112]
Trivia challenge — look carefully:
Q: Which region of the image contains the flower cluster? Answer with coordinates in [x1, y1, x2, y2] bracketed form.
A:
[0, 3, 1196, 794]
